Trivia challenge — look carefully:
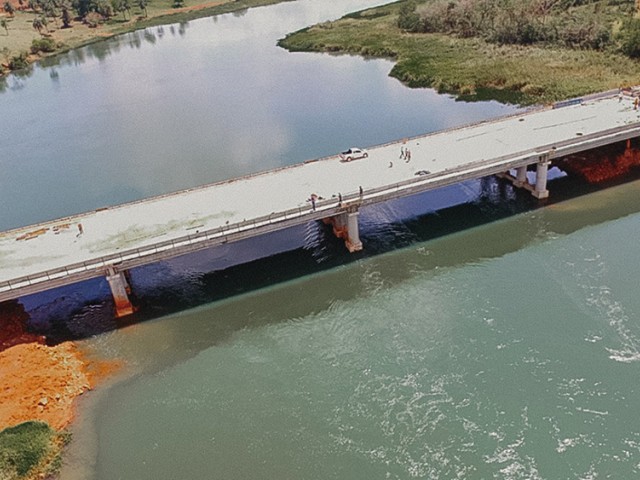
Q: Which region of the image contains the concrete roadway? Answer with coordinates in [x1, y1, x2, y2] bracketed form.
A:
[1, 91, 639, 297]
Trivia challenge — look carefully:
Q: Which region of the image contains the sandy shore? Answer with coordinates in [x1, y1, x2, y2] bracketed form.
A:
[0, 301, 117, 432]
[0, 342, 92, 431]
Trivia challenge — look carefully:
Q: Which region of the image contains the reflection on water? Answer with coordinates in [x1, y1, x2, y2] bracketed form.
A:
[26, 172, 640, 345]
[1, 0, 637, 478]
[0, 0, 516, 231]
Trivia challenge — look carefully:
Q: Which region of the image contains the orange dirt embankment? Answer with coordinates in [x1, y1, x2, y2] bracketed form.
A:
[0, 301, 118, 431]
[560, 140, 640, 183]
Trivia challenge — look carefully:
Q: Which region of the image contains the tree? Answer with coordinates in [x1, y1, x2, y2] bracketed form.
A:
[72, 0, 93, 18]
[622, 18, 640, 58]
[111, 0, 129, 19]
[397, 1, 420, 32]
[3, 1, 15, 16]
[44, 2, 59, 26]
[95, 0, 112, 18]
[32, 15, 44, 33]
[61, 4, 71, 26]
[137, 0, 147, 17]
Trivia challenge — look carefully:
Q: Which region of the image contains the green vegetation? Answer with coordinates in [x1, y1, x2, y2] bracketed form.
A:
[7, 51, 28, 69]
[30, 36, 57, 52]
[0, 421, 70, 480]
[279, 0, 640, 104]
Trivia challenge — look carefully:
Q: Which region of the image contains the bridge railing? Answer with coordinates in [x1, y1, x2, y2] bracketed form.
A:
[2, 118, 639, 296]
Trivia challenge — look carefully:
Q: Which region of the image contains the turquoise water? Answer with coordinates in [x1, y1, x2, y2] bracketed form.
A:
[2, 0, 639, 478]
[73, 181, 640, 479]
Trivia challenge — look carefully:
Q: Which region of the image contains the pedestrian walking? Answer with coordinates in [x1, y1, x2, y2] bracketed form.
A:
[405, 149, 411, 163]
[634, 97, 639, 110]
[310, 193, 318, 211]
[400, 146, 405, 159]
[389, 161, 393, 168]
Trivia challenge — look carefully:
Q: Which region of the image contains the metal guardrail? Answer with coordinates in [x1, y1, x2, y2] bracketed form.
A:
[1, 109, 638, 297]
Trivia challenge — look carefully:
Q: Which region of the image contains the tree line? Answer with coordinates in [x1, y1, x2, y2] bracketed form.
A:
[2, 0, 153, 28]
[398, 0, 640, 56]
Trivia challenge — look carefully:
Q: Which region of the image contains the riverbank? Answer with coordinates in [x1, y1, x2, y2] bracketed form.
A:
[0, 301, 118, 479]
[0, 0, 292, 77]
[278, 1, 640, 105]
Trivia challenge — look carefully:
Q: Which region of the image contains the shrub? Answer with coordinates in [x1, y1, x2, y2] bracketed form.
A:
[7, 52, 28, 70]
[0, 421, 68, 478]
[85, 11, 103, 26]
[558, 19, 611, 49]
[621, 18, 640, 58]
[397, 0, 421, 32]
[30, 37, 57, 53]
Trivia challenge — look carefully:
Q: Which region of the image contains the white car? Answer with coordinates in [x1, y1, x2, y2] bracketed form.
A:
[339, 147, 368, 162]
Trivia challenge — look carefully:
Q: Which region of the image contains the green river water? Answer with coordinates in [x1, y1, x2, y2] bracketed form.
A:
[1, 0, 639, 478]
[59, 179, 640, 480]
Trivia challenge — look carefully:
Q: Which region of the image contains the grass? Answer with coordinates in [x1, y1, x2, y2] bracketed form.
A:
[278, 1, 640, 105]
[0, 0, 293, 76]
[0, 421, 70, 480]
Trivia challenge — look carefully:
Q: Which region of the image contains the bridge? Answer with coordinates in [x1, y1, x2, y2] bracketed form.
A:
[2, 90, 640, 316]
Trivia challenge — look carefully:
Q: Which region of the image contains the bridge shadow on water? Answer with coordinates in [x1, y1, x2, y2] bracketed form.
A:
[23, 168, 640, 345]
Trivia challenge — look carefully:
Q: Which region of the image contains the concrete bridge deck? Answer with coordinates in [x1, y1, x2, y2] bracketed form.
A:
[2, 91, 640, 308]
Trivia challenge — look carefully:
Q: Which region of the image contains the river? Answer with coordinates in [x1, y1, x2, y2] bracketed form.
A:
[2, 0, 640, 479]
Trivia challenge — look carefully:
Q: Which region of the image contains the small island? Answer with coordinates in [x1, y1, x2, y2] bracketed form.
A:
[278, 0, 640, 105]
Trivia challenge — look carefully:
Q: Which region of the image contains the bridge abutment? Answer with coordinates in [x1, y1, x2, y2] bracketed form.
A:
[106, 267, 135, 317]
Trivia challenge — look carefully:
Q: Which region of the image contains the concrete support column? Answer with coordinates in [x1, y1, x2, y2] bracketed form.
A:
[345, 211, 363, 253]
[106, 267, 134, 317]
[514, 166, 528, 187]
[532, 159, 550, 199]
[328, 207, 363, 253]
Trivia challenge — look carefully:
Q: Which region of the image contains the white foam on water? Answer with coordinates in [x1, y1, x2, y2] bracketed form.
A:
[575, 407, 609, 417]
[606, 348, 640, 363]
[556, 241, 640, 364]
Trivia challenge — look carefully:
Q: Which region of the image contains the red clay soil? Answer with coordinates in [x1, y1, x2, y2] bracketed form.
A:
[560, 140, 640, 183]
[0, 301, 117, 431]
[0, 301, 46, 352]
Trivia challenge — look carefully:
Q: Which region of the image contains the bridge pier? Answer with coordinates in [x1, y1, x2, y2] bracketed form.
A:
[326, 207, 363, 253]
[500, 155, 551, 199]
[514, 166, 528, 187]
[106, 267, 135, 317]
[532, 157, 550, 199]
